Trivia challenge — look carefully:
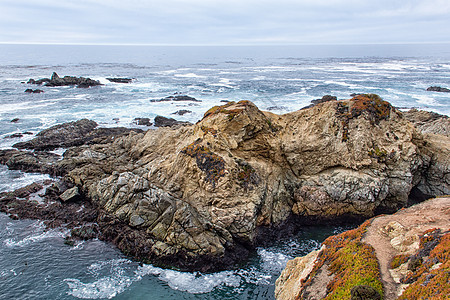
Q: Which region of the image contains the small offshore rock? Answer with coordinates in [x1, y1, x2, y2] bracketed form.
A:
[27, 72, 101, 88]
[426, 86, 450, 93]
[59, 186, 80, 202]
[133, 118, 152, 126]
[154, 116, 192, 127]
[172, 110, 192, 116]
[151, 95, 201, 103]
[25, 89, 44, 93]
[106, 78, 133, 83]
[10, 118, 20, 123]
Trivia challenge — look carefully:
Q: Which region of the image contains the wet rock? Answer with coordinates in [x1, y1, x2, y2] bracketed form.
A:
[133, 118, 152, 126]
[106, 78, 133, 83]
[426, 86, 450, 93]
[151, 95, 201, 102]
[172, 110, 192, 116]
[10, 118, 19, 123]
[27, 72, 101, 88]
[0, 149, 62, 175]
[154, 116, 192, 127]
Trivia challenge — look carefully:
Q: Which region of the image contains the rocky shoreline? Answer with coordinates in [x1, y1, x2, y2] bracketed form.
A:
[1, 94, 449, 273]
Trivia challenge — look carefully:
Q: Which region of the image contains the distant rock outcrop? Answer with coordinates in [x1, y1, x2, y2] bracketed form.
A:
[24, 88, 44, 93]
[151, 95, 201, 102]
[0, 94, 449, 272]
[27, 72, 101, 88]
[106, 78, 133, 83]
[426, 86, 450, 92]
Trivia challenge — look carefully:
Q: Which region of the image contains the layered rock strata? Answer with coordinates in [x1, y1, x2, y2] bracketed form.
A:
[1, 94, 449, 272]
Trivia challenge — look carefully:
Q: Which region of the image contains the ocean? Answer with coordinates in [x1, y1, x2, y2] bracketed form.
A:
[0, 43, 449, 299]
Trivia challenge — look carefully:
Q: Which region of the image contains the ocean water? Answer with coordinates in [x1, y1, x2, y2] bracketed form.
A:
[0, 43, 450, 299]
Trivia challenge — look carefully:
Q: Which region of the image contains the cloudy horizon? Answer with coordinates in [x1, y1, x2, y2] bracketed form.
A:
[1, 0, 449, 46]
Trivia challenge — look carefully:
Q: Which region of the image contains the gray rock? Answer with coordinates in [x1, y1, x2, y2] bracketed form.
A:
[60, 186, 80, 202]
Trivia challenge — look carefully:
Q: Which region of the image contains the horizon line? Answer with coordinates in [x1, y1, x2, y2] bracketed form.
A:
[1, 41, 450, 47]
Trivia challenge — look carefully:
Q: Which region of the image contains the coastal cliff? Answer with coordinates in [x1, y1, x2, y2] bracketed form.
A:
[1, 94, 449, 272]
[275, 197, 450, 299]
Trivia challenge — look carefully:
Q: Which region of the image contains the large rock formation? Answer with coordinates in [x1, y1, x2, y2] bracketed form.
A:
[275, 197, 450, 299]
[1, 94, 448, 272]
[27, 72, 101, 88]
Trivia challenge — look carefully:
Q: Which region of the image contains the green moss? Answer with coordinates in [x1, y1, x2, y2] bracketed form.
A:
[181, 140, 226, 188]
[301, 219, 384, 299]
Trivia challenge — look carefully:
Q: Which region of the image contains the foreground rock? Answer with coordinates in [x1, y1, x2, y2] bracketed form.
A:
[426, 86, 450, 92]
[27, 72, 101, 88]
[403, 108, 450, 137]
[1, 94, 449, 272]
[275, 197, 450, 299]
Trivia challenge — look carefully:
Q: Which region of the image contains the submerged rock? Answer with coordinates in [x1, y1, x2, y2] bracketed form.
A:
[0, 95, 448, 272]
[172, 109, 192, 116]
[24, 88, 44, 93]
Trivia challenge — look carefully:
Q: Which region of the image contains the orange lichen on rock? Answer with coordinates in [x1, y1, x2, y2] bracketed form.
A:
[398, 230, 450, 300]
[389, 254, 409, 269]
[202, 100, 254, 120]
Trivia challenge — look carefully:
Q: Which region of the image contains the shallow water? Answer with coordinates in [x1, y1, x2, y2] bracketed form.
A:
[0, 43, 449, 299]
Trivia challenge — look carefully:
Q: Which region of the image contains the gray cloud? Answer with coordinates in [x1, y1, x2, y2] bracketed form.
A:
[0, 0, 449, 44]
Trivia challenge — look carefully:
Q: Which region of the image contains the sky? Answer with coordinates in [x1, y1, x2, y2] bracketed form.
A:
[0, 0, 449, 45]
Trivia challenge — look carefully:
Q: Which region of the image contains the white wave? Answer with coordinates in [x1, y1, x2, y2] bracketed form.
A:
[3, 223, 67, 248]
[414, 94, 441, 106]
[258, 248, 292, 272]
[136, 264, 240, 294]
[174, 73, 206, 79]
[0, 166, 51, 193]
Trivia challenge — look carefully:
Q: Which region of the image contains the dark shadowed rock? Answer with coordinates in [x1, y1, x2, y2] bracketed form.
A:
[10, 118, 20, 123]
[27, 72, 101, 88]
[106, 78, 133, 83]
[350, 285, 382, 300]
[25, 89, 44, 93]
[13, 119, 143, 151]
[0, 149, 63, 175]
[133, 118, 152, 126]
[154, 116, 192, 127]
[151, 95, 201, 103]
[426, 86, 450, 93]
[172, 110, 192, 116]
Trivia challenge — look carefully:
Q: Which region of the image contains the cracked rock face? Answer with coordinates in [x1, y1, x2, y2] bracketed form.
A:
[1, 96, 448, 271]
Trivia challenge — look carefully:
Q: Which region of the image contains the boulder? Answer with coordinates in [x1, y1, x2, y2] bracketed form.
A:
[133, 118, 152, 126]
[59, 186, 80, 202]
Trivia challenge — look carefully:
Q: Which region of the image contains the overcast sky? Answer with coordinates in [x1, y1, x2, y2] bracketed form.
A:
[1, 0, 449, 45]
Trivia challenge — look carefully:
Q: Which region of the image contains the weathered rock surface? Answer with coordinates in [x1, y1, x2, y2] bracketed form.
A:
[426, 86, 450, 92]
[13, 119, 143, 151]
[1, 94, 449, 272]
[27, 72, 101, 88]
[403, 108, 450, 136]
[275, 197, 450, 299]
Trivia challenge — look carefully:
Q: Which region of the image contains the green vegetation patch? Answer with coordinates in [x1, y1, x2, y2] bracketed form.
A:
[390, 254, 409, 269]
[301, 219, 384, 300]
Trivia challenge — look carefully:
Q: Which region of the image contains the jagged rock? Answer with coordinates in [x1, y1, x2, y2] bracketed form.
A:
[3, 132, 33, 139]
[1, 95, 449, 272]
[13, 119, 143, 151]
[27, 72, 101, 88]
[151, 95, 201, 102]
[10, 118, 20, 123]
[0, 149, 63, 175]
[133, 118, 152, 126]
[426, 86, 450, 92]
[172, 110, 192, 116]
[154, 116, 192, 127]
[106, 78, 133, 83]
[59, 186, 80, 202]
[302, 95, 337, 109]
[403, 109, 450, 136]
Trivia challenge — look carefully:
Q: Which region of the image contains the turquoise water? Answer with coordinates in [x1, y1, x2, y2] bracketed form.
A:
[0, 43, 449, 299]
